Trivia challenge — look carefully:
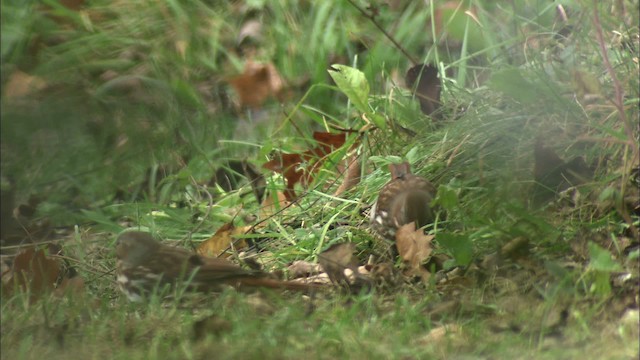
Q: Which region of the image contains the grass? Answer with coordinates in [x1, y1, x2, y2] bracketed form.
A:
[1, 0, 639, 359]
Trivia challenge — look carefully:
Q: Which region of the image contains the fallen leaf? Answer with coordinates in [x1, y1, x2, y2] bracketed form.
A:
[4, 247, 61, 301]
[395, 222, 434, 280]
[406, 64, 441, 117]
[287, 260, 321, 278]
[237, 19, 263, 45]
[263, 153, 305, 201]
[415, 324, 462, 345]
[197, 222, 251, 258]
[227, 61, 285, 109]
[54, 275, 85, 297]
[3, 70, 47, 100]
[258, 191, 289, 220]
[333, 153, 361, 197]
[263, 131, 348, 201]
[317, 243, 357, 286]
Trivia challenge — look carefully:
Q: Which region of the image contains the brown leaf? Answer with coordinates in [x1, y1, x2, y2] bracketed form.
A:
[227, 61, 285, 109]
[317, 243, 357, 285]
[197, 222, 250, 258]
[395, 222, 434, 279]
[262, 131, 348, 201]
[3, 70, 47, 100]
[287, 260, 321, 278]
[258, 191, 289, 220]
[4, 247, 61, 301]
[333, 154, 361, 197]
[406, 64, 441, 117]
[263, 153, 305, 201]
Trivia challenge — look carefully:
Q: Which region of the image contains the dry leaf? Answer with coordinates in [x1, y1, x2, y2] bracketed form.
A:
[287, 260, 321, 278]
[258, 191, 289, 220]
[262, 153, 305, 201]
[406, 64, 441, 117]
[3, 247, 61, 301]
[333, 154, 361, 197]
[227, 61, 285, 109]
[3, 70, 47, 100]
[317, 243, 357, 285]
[262, 131, 348, 201]
[395, 222, 434, 280]
[237, 19, 263, 45]
[197, 222, 251, 258]
[415, 324, 462, 345]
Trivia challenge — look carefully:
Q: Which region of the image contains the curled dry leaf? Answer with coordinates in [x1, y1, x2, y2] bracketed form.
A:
[333, 153, 362, 197]
[405, 64, 441, 117]
[3, 70, 47, 101]
[197, 222, 251, 258]
[317, 243, 357, 285]
[395, 222, 434, 280]
[415, 324, 462, 346]
[227, 61, 285, 109]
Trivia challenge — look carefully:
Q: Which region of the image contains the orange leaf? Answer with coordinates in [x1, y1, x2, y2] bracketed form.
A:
[197, 222, 250, 258]
[395, 222, 434, 281]
[259, 191, 289, 220]
[227, 61, 284, 109]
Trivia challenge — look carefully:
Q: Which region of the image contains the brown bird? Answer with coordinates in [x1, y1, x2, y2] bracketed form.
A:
[115, 231, 313, 301]
[370, 162, 437, 240]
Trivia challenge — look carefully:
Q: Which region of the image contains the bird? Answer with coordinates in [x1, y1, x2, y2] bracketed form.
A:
[115, 231, 314, 301]
[370, 162, 437, 240]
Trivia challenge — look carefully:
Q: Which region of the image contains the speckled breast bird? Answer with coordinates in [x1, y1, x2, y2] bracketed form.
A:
[370, 162, 437, 239]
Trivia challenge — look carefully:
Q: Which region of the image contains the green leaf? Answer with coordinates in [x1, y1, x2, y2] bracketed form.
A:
[328, 64, 370, 113]
[588, 242, 622, 272]
[437, 233, 473, 266]
[368, 113, 387, 129]
[435, 184, 458, 211]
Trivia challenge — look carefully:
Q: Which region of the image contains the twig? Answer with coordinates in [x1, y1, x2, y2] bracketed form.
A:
[344, 0, 419, 65]
[592, 1, 634, 145]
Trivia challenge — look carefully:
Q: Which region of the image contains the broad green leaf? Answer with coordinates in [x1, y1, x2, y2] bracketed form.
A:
[437, 233, 473, 266]
[435, 184, 458, 211]
[328, 64, 370, 113]
[368, 113, 387, 129]
[588, 242, 622, 272]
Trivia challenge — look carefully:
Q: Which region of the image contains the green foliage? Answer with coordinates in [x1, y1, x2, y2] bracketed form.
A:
[1, 0, 638, 358]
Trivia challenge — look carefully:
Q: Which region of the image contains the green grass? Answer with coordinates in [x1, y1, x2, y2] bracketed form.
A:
[1, 0, 638, 359]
